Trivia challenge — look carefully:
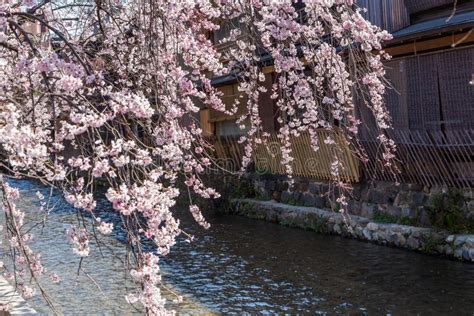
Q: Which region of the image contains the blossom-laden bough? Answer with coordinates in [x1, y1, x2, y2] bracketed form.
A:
[0, 0, 397, 314]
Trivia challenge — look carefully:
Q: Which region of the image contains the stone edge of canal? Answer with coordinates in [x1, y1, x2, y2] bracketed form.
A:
[227, 198, 474, 262]
[0, 275, 37, 315]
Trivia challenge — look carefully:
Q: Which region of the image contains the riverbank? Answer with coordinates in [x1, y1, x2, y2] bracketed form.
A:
[0, 276, 37, 315]
[1, 179, 474, 314]
[227, 199, 474, 262]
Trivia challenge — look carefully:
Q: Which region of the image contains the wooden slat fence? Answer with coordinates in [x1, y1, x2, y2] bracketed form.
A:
[207, 128, 473, 189]
[206, 130, 361, 182]
[361, 129, 474, 188]
[205, 134, 246, 172]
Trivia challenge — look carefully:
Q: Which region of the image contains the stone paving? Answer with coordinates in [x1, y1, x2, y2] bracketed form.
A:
[0, 277, 36, 315]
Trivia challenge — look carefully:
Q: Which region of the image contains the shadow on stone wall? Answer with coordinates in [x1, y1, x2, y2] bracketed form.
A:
[247, 174, 474, 234]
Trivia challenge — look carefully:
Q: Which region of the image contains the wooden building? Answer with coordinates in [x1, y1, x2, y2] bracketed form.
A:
[360, 0, 474, 188]
[201, 0, 474, 188]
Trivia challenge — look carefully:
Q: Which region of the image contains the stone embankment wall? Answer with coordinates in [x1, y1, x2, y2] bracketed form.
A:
[228, 199, 474, 262]
[250, 175, 473, 227]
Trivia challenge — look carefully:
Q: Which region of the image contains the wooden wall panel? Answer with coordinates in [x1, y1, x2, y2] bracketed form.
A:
[404, 0, 455, 14]
[438, 47, 474, 130]
[406, 54, 441, 130]
[382, 47, 474, 132]
[258, 73, 276, 133]
[199, 109, 214, 136]
[358, 0, 410, 33]
[385, 59, 409, 128]
[209, 83, 248, 122]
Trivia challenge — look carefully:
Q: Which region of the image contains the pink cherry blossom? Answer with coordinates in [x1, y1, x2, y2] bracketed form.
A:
[0, 0, 398, 313]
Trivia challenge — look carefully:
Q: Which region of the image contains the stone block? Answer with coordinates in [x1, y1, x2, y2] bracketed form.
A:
[351, 184, 363, 199]
[374, 231, 387, 243]
[399, 183, 410, 191]
[296, 181, 309, 192]
[362, 227, 372, 240]
[465, 236, 474, 248]
[275, 180, 289, 192]
[454, 235, 468, 247]
[271, 191, 281, 202]
[354, 226, 364, 238]
[468, 200, 474, 215]
[360, 203, 376, 218]
[376, 182, 399, 199]
[347, 200, 362, 216]
[265, 180, 276, 191]
[359, 187, 370, 201]
[408, 183, 424, 191]
[410, 229, 423, 238]
[381, 205, 402, 217]
[406, 236, 420, 249]
[408, 192, 427, 207]
[367, 222, 379, 231]
[444, 245, 453, 255]
[281, 191, 291, 203]
[319, 183, 330, 194]
[308, 183, 321, 194]
[401, 207, 417, 218]
[261, 189, 271, 200]
[397, 233, 407, 247]
[314, 196, 327, 208]
[376, 181, 394, 191]
[418, 208, 432, 226]
[394, 192, 410, 207]
[454, 248, 463, 259]
[368, 190, 390, 204]
[292, 192, 302, 203]
[302, 193, 316, 207]
[324, 197, 332, 209]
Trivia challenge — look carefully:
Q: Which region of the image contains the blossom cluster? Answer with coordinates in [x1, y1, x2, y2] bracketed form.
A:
[0, 0, 397, 314]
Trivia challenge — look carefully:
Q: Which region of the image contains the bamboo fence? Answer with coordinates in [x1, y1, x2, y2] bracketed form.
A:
[206, 129, 361, 182]
[361, 129, 474, 188]
[206, 128, 473, 189]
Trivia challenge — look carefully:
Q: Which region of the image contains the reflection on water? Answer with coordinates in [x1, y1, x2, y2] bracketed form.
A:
[4, 179, 474, 315]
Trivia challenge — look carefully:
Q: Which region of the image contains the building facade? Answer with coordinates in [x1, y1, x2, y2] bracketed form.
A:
[200, 0, 474, 188]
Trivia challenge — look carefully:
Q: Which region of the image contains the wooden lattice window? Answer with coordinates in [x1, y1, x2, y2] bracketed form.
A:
[384, 47, 474, 131]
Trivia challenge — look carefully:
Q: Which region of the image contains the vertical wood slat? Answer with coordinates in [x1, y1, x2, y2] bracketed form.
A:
[358, 0, 410, 33]
[207, 128, 473, 188]
[438, 49, 474, 130]
[361, 129, 473, 188]
[399, 130, 436, 187]
[251, 129, 360, 182]
[420, 130, 456, 188]
[205, 130, 361, 182]
[404, 0, 455, 14]
[451, 130, 473, 187]
[442, 130, 471, 188]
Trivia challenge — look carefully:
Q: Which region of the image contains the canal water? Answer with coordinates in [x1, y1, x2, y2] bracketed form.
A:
[3, 179, 474, 315]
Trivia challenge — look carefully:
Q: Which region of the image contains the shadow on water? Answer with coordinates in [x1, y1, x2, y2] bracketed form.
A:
[4, 179, 474, 315]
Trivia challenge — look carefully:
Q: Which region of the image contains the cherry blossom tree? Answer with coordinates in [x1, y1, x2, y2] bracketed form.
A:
[0, 0, 396, 314]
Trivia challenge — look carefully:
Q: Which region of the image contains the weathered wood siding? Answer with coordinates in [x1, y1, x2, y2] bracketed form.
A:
[404, 0, 455, 14]
[370, 46, 474, 131]
[207, 130, 361, 182]
[358, 0, 410, 32]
